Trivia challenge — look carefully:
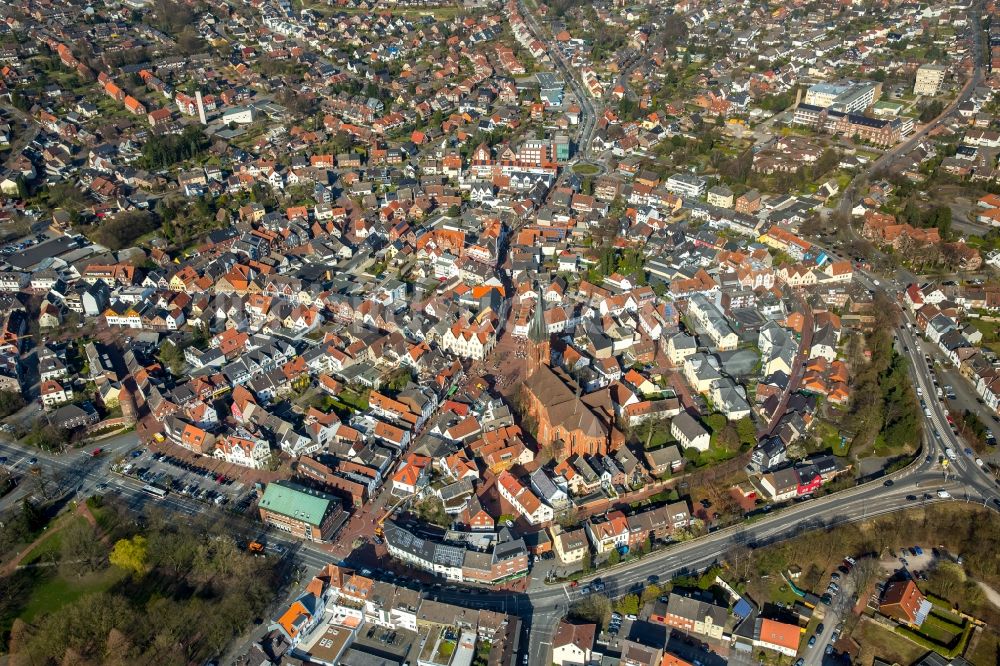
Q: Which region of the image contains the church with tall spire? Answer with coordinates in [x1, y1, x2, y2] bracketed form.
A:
[526, 285, 550, 377]
[519, 283, 622, 459]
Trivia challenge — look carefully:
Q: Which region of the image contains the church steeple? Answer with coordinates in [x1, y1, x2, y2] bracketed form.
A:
[528, 284, 548, 343]
[527, 282, 550, 377]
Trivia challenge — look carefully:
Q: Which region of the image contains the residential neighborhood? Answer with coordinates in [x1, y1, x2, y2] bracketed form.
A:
[0, 0, 999, 664]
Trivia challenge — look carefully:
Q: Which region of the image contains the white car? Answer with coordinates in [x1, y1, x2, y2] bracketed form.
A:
[937, 490, 951, 499]
[946, 448, 957, 461]
[976, 458, 984, 467]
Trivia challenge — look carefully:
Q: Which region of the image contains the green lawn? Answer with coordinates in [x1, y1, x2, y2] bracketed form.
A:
[1, 509, 122, 630]
[573, 163, 601, 176]
[928, 605, 964, 626]
[966, 632, 998, 666]
[19, 514, 90, 565]
[918, 614, 962, 645]
[19, 567, 126, 622]
[970, 318, 1000, 354]
[20, 528, 67, 566]
[749, 576, 800, 608]
[87, 497, 121, 534]
[643, 429, 675, 450]
[339, 388, 369, 411]
[815, 420, 850, 456]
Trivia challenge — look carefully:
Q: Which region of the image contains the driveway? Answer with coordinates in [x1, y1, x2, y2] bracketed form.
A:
[803, 565, 856, 666]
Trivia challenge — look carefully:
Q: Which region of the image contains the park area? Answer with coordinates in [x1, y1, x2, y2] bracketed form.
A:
[0, 494, 281, 662]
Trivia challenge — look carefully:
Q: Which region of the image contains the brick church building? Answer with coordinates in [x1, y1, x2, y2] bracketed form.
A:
[521, 291, 623, 459]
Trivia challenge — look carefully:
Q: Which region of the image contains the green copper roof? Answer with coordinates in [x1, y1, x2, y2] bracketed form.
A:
[259, 481, 334, 526]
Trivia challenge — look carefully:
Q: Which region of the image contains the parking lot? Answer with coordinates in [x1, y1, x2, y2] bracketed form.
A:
[117, 448, 245, 507]
[0, 231, 53, 256]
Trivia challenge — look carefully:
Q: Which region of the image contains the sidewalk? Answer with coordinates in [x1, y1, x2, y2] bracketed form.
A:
[0, 501, 101, 576]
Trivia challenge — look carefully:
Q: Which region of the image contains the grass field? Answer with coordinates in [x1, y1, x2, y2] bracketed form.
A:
[20, 522, 73, 565]
[19, 567, 126, 622]
[970, 318, 1000, 354]
[918, 613, 962, 646]
[339, 388, 370, 411]
[815, 420, 851, 456]
[747, 575, 801, 610]
[573, 163, 601, 176]
[853, 617, 926, 666]
[643, 429, 675, 450]
[1, 510, 122, 641]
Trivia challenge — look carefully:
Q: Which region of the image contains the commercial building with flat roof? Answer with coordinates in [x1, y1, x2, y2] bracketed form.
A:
[258, 480, 344, 542]
[802, 80, 880, 113]
[298, 624, 355, 665]
[383, 521, 529, 584]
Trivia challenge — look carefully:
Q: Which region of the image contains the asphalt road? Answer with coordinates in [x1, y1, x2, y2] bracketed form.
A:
[802, 569, 851, 666]
[0, 430, 140, 512]
[836, 0, 984, 222]
[515, 0, 600, 157]
[5, 416, 990, 666]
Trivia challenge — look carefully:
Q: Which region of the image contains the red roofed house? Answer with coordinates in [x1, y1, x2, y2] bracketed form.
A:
[124, 95, 146, 115]
[552, 620, 595, 666]
[753, 618, 801, 657]
[584, 510, 630, 555]
[270, 574, 330, 648]
[40, 379, 73, 409]
[497, 470, 553, 525]
[879, 579, 931, 626]
[148, 108, 172, 128]
[392, 453, 431, 496]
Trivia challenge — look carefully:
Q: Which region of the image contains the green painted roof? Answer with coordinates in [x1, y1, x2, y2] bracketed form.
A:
[259, 481, 334, 526]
